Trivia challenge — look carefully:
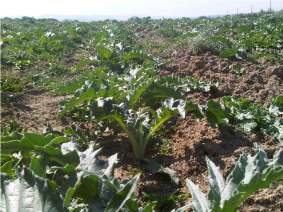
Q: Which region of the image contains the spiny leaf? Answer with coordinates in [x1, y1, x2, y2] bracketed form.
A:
[0, 170, 64, 212]
[106, 174, 140, 212]
[186, 179, 210, 212]
[206, 157, 224, 205]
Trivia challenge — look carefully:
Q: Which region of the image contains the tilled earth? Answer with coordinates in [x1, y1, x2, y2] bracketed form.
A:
[114, 50, 283, 211]
[164, 50, 282, 104]
[1, 89, 69, 132]
[1, 49, 282, 211]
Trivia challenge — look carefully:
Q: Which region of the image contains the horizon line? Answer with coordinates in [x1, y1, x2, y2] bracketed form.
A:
[1, 9, 282, 21]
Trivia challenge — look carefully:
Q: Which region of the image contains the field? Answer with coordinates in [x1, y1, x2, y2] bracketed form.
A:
[1, 11, 283, 211]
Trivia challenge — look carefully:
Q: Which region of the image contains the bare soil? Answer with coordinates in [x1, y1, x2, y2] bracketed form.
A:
[1, 89, 69, 132]
[164, 51, 282, 104]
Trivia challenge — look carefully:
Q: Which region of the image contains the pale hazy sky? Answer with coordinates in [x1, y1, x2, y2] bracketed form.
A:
[1, 0, 283, 18]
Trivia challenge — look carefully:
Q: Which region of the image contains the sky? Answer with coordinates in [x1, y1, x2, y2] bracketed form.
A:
[1, 0, 283, 19]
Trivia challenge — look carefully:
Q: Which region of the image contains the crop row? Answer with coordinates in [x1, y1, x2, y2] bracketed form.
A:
[1, 13, 283, 211]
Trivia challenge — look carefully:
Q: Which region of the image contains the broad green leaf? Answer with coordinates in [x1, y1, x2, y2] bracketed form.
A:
[46, 136, 70, 146]
[105, 174, 140, 212]
[72, 175, 101, 203]
[1, 140, 32, 154]
[30, 155, 46, 178]
[1, 134, 22, 143]
[206, 100, 228, 125]
[50, 150, 80, 167]
[1, 132, 51, 154]
[0, 171, 64, 212]
[22, 133, 51, 146]
[184, 145, 283, 212]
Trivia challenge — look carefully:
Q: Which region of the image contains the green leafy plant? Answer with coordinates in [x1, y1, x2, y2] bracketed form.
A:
[269, 95, 283, 116]
[229, 64, 246, 77]
[98, 97, 201, 160]
[188, 32, 228, 55]
[221, 96, 282, 140]
[0, 131, 143, 211]
[0, 169, 65, 212]
[0, 76, 23, 92]
[58, 56, 205, 160]
[201, 96, 282, 142]
[178, 144, 283, 212]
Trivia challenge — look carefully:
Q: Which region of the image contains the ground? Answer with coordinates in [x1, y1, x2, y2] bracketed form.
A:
[1, 41, 282, 212]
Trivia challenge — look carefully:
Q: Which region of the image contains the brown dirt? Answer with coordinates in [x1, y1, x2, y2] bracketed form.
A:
[1, 90, 69, 132]
[111, 114, 282, 211]
[164, 51, 282, 104]
[169, 117, 282, 211]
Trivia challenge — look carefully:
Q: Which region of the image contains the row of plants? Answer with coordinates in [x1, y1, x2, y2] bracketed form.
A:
[57, 28, 282, 160]
[57, 24, 282, 210]
[2, 11, 282, 75]
[30, 27, 282, 211]
[1, 13, 283, 211]
[128, 11, 283, 63]
[57, 29, 224, 161]
[1, 12, 282, 93]
[1, 129, 282, 211]
[1, 17, 94, 69]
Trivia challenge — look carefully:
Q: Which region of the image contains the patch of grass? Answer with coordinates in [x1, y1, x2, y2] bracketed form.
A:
[0, 76, 23, 92]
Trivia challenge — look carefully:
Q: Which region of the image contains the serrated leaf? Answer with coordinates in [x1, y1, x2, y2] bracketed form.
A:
[60, 87, 96, 114]
[184, 145, 283, 212]
[0, 170, 64, 212]
[206, 157, 224, 205]
[78, 145, 118, 178]
[105, 174, 140, 212]
[186, 179, 210, 212]
[242, 144, 268, 184]
[186, 101, 203, 119]
[128, 79, 154, 108]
